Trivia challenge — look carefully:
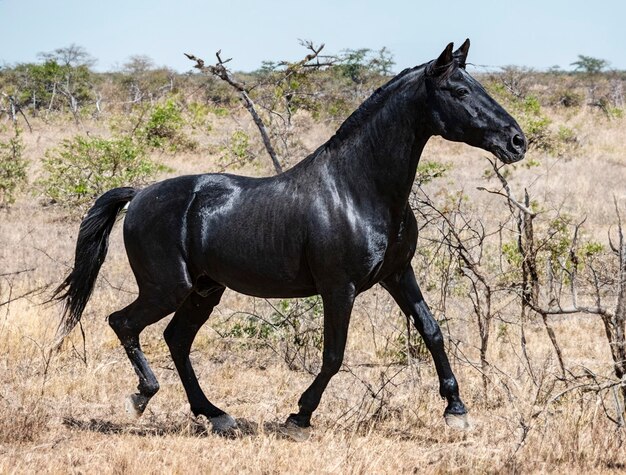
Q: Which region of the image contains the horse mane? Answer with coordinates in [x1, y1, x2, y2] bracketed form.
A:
[294, 56, 459, 166]
[326, 61, 431, 148]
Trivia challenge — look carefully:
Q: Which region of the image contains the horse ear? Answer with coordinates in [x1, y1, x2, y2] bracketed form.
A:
[435, 42, 454, 68]
[453, 38, 470, 68]
[428, 42, 454, 77]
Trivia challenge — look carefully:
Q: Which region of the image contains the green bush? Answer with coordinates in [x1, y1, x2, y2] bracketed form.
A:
[186, 101, 212, 132]
[0, 126, 27, 207]
[416, 160, 450, 186]
[500, 213, 604, 283]
[225, 296, 323, 345]
[219, 130, 253, 168]
[222, 296, 324, 371]
[40, 135, 160, 210]
[140, 98, 195, 151]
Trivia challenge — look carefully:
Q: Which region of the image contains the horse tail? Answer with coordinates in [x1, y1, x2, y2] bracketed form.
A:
[52, 187, 138, 347]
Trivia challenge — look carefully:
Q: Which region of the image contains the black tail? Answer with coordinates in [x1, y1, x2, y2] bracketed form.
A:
[53, 187, 137, 344]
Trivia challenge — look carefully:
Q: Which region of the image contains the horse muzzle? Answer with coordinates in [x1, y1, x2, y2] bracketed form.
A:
[489, 127, 527, 164]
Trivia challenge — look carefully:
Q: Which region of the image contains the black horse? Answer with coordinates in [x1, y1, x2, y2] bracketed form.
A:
[55, 40, 525, 434]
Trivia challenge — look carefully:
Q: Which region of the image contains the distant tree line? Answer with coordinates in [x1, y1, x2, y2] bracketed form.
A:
[2, 44, 622, 125]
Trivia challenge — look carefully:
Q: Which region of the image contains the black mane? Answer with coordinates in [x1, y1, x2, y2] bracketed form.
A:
[327, 63, 428, 147]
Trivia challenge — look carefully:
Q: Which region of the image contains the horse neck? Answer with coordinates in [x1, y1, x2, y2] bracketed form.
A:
[326, 85, 430, 212]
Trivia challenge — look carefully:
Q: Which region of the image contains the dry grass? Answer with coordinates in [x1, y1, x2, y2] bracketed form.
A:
[1, 106, 625, 474]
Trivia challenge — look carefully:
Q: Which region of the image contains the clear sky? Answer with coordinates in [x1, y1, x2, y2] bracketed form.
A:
[1, 0, 624, 73]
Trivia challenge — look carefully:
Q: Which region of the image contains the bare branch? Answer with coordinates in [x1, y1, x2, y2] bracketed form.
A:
[185, 52, 283, 174]
[485, 157, 536, 216]
[0, 284, 49, 308]
[524, 298, 614, 319]
[0, 268, 35, 278]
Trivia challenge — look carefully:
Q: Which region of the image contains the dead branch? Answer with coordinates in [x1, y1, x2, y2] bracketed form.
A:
[185, 51, 283, 174]
[413, 190, 495, 393]
[481, 157, 536, 217]
[0, 268, 35, 278]
[0, 93, 33, 133]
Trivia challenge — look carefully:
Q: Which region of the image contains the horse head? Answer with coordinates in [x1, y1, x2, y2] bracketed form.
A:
[424, 39, 526, 164]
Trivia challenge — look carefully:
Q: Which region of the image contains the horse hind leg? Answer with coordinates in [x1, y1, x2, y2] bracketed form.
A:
[163, 286, 238, 434]
[109, 286, 189, 417]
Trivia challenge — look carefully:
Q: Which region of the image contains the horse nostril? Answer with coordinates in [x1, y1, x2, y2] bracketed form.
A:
[511, 134, 525, 150]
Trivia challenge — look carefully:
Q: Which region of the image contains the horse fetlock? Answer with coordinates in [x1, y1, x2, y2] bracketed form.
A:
[139, 380, 159, 398]
[439, 378, 459, 399]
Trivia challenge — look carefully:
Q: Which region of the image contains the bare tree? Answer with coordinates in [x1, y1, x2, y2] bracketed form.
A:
[479, 159, 625, 421]
[477, 160, 566, 377]
[185, 41, 327, 174]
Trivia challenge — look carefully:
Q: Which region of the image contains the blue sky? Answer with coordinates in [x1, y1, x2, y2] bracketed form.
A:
[1, 0, 624, 73]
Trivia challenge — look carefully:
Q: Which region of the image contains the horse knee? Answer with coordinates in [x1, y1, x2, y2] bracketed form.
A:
[322, 352, 343, 375]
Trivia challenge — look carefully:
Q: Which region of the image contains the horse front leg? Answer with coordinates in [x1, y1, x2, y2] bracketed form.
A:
[286, 286, 355, 428]
[382, 266, 469, 429]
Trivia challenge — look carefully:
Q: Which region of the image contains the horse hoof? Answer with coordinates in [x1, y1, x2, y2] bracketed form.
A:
[277, 420, 311, 442]
[210, 414, 239, 436]
[125, 394, 148, 418]
[444, 412, 470, 430]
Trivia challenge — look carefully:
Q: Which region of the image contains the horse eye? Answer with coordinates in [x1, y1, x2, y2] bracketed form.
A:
[455, 88, 470, 98]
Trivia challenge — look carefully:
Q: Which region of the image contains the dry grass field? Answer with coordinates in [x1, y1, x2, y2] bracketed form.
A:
[1, 101, 625, 474]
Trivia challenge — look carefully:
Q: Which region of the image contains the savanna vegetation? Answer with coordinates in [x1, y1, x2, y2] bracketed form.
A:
[0, 42, 625, 473]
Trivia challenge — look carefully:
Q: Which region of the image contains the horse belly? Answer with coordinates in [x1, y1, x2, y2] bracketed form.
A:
[220, 274, 317, 298]
[192, 226, 317, 298]
[203, 256, 317, 298]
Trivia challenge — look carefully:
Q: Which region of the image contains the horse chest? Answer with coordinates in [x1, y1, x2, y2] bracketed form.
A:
[305, 202, 414, 291]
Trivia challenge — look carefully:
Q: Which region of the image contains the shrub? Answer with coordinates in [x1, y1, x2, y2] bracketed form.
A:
[550, 89, 584, 108]
[222, 296, 324, 371]
[40, 135, 160, 210]
[219, 130, 253, 168]
[140, 98, 195, 151]
[186, 101, 212, 132]
[0, 126, 27, 207]
[416, 160, 450, 186]
[376, 331, 429, 365]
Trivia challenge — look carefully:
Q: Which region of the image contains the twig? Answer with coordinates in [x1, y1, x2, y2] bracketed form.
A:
[0, 268, 35, 278]
[0, 285, 49, 308]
